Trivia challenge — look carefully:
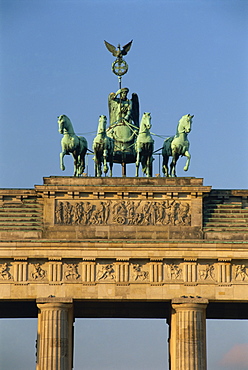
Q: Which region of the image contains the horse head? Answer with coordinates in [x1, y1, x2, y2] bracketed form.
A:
[97, 115, 107, 134]
[58, 114, 74, 135]
[178, 114, 194, 134]
[58, 115, 68, 134]
[140, 112, 152, 132]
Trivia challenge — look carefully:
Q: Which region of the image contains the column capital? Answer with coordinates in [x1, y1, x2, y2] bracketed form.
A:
[36, 297, 73, 304]
[172, 296, 208, 306]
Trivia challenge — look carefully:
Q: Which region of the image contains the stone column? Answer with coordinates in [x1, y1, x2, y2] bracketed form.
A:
[36, 298, 74, 370]
[169, 297, 208, 370]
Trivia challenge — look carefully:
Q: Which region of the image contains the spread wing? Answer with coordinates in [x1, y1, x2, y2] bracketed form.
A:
[104, 40, 117, 57]
[131, 93, 139, 127]
[122, 40, 133, 55]
[108, 93, 120, 126]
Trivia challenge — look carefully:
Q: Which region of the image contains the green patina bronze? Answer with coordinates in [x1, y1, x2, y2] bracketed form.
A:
[107, 87, 139, 170]
[104, 40, 141, 176]
[135, 112, 154, 177]
[104, 40, 132, 81]
[162, 114, 194, 177]
[92, 115, 114, 177]
[58, 115, 88, 177]
[58, 41, 194, 178]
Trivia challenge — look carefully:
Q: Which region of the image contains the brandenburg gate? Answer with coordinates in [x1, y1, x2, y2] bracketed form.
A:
[0, 176, 248, 369]
[1, 41, 248, 369]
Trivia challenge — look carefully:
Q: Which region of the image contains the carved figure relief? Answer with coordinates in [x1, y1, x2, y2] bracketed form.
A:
[55, 200, 191, 226]
[97, 264, 115, 281]
[1, 259, 248, 285]
[131, 264, 149, 281]
[64, 264, 80, 280]
[91, 202, 106, 225]
[168, 264, 182, 280]
[199, 264, 215, 280]
[64, 202, 72, 224]
[0, 263, 11, 280]
[176, 202, 191, 225]
[55, 202, 63, 224]
[235, 264, 248, 281]
[31, 263, 46, 280]
[73, 203, 83, 224]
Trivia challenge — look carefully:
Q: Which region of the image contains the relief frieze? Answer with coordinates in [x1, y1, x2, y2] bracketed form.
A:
[199, 264, 215, 281]
[64, 263, 80, 280]
[0, 260, 247, 285]
[55, 200, 191, 226]
[0, 263, 12, 280]
[234, 264, 248, 281]
[97, 263, 115, 281]
[131, 263, 149, 281]
[167, 264, 182, 280]
[31, 263, 46, 280]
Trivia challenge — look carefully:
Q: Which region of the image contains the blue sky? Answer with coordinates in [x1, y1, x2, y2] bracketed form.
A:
[0, 0, 248, 369]
[0, 0, 247, 187]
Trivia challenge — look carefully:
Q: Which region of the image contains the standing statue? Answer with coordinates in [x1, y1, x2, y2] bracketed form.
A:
[135, 112, 154, 177]
[93, 115, 114, 177]
[162, 114, 194, 177]
[107, 88, 139, 175]
[58, 114, 88, 177]
[108, 87, 135, 126]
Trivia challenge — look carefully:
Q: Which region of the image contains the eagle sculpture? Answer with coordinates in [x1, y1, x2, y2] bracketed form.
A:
[104, 40, 133, 58]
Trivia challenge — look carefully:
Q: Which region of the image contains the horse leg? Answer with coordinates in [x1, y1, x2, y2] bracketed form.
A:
[97, 153, 102, 177]
[135, 151, 140, 177]
[78, 154, 85, 176]
[96, 160, 102, 177]
[94, 159, 98, 177]
[143, 155, 149, 177]
[77, 155, 83, 176]
[93, 152, 98, 177]
[60, 151, 66, 171]
[170, 151, 179, 177]
[162, 154, 169, 177]
[184, 150, 191, 171]
[109, 159, 113, 177]
[93, 151, 100, 177]
[72, 152, 78, 177]
[140, 154, 147, 176]
[103, 149, 108, 176]
[147, 154, 153, 177]
[98, 163, 101, 177]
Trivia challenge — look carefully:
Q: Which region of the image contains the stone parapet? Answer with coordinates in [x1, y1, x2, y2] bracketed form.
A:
[41, 176, 205, 187]
[35, 176, 211, 240]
